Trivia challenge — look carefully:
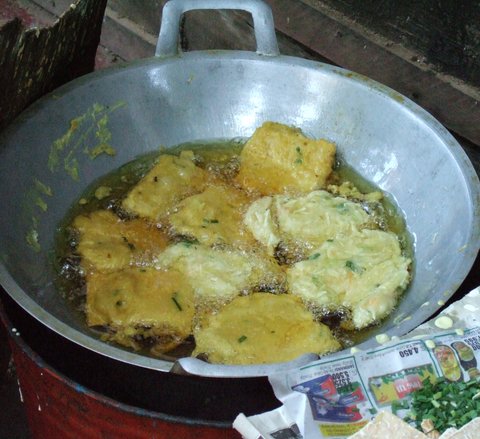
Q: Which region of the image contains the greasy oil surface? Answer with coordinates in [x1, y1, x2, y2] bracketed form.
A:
[54, 139, 413, 361]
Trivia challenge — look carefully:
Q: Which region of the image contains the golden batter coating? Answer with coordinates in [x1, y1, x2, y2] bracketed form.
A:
[154, 243, 286, 309]
[168, 185, 256, 248]
[192, 293, 341, 365]
[122, 150, 209, 221]
[287, 229, 411, 329]
[244, 190, 372, 256]
[86, 267, 195, 354]
[236, 122, 336, 195]
[73, 210, 168, 273]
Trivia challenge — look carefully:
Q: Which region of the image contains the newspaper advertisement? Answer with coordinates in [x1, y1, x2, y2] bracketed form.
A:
[233, 287, 480, 439]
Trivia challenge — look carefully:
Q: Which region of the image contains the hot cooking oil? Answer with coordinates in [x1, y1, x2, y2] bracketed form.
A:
[54, 139, 413, 361]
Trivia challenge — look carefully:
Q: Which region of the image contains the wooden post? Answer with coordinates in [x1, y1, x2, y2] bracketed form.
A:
[0, 0, 108, 131]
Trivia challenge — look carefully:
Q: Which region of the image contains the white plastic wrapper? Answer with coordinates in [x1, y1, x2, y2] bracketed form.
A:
[234, 287, 480, 439]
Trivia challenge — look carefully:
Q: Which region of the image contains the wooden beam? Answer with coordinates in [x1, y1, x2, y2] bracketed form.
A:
[267, 0, 480, 147]
[181, 9, 332, 62]
[305, 0, 480, 88]
[100, 5, 158, 61]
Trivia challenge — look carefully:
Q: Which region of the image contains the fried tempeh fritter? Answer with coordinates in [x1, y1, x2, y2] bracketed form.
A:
[244, 190, 372, 256]
[122, 150, 210, 221]
[236, 122, 336, 195]
[287, 229, 411, 329]
[86, 267, 195, 354]
[73, 209, 168, 273]
[168, 185, 256, 248]
[154, 243, 286, 309]
[193, 293, 341, 365]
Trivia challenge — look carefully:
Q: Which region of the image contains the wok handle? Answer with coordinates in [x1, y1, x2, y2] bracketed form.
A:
[156, 0, 280, 57]
[170, 353, 319, 378]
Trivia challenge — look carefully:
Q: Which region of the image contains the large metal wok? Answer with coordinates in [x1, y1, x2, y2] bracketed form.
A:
[0, 0, 479, 378]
